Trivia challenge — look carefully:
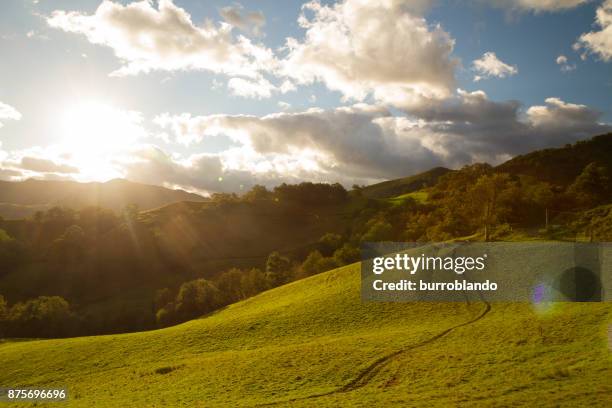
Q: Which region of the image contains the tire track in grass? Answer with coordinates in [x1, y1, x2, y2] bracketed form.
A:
[259, 299, 491, 406]
[339, 299, 491, 392]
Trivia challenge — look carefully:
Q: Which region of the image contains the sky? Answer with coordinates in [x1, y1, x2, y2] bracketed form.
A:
[0, 0, 611, 194]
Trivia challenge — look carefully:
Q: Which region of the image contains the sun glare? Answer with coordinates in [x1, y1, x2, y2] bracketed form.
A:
[59, 101, 146, 180]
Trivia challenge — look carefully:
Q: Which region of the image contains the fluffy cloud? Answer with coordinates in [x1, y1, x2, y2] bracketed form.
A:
[574, 0, 612, 61]
[487, 0, 589, 12]
[46, 0, 277, 78]
[2, 94, 608, 191]
[472, 52, 518, 81]
[556, 54, 576, 71]
[227, 76, 276, 99]
[220, 4, 266, 37]
[152, 94, 611, 188]
[0, 101, 22, 128]
[526, 97, 605, 132]
[119, 145, 348, 194]
[281, 0, 458, 109]
[153, 104, 443, 181]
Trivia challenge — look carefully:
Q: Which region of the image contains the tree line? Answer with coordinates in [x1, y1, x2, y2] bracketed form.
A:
[1, 163, 611, 337]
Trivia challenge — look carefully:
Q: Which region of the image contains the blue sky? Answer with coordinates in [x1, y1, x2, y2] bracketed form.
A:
[0, 0, 611, 193]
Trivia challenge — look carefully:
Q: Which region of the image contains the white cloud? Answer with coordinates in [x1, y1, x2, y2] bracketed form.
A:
[526, 97, 603, 130]
[25, 30, 49, 40]
[556, 54, 576, 71]
[556, 55, 568, 65]
[574, 0, 612, 61]
[46, 0, 277, 78]
[118, 144, 349, 194]
[227, 76, 277, 99]
[278, 101, 291, 110]
[472, 52, 518, 81]
[220, 4, 266, 37]
[281, 0, 458, 109]
[2, 93, 608, 190]
[151, 95, 610, 187]
[487, 0, 589, 13]
[0, 101, 22, 128]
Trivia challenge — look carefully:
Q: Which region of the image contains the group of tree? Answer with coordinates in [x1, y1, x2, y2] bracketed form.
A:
[398, 161, 612, 241]
[154, 235, 360, 327]
[209, 182, 348, 207]
[2, 156, 612, 338]
[0, 295, 76, 338]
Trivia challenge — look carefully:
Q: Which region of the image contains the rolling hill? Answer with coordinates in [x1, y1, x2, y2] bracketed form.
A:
[1, 260, 610, 407]
[360, 167, 451, 199]
[0, 178, 206, 219]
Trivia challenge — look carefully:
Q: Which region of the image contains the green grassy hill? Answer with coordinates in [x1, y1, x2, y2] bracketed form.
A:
[2, 261, 610, 407]
[361, 167, 450, 199]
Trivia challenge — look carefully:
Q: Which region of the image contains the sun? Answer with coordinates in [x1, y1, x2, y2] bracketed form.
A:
[59, 101, 146, 180]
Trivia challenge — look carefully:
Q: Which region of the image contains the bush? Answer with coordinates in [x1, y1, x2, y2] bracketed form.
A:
[174, 279, 223, 320]
[265, 252, 291, 286]
[1, 296, 76, 338]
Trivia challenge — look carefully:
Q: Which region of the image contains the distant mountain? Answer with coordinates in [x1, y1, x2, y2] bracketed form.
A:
[496, 133, 612, 186]
[361, 167, 451, 199]
[0, 178, 206, 219]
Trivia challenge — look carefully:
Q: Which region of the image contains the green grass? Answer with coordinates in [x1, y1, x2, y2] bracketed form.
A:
[387, 191, 429, 206]
[0, 262, 610, 407]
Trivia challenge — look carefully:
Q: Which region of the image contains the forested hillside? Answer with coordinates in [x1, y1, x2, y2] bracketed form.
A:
[1, 134, 612, 338]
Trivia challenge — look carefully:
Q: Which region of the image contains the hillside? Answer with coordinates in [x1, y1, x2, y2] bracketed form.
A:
[0, 187, 366, 335]
[496, 133, 612, 186]
[0, 178, 206, 219]
[361, 167, 451, 199]
[1, 260, 610, 407]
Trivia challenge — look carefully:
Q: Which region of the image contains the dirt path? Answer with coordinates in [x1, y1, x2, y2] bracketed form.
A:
[259, 299, 492, 406]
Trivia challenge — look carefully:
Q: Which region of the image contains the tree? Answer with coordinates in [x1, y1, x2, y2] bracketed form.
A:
[243, 185, 271, 202]
[265, 251, 291, 286]
[48, 225, 86, 264]
[154, 288, 174, 311]
[239, 268, 268, 297]
[155, 304, 176, 327]
[216, 268, 245, 303]
[318, 233, 343, 256]
[0, 229, 26, 276]
[273, 182, 347, 205]
[470, 173, 514, 241]
[361, 219, 393, 242]
[122, 203, 140, 223]
[7, 296, 74, 338]
[175, 279, 222, 320]
[333, 243, 360, 265]
[567, 162, 611, 208]
[0, 295, 7, 321]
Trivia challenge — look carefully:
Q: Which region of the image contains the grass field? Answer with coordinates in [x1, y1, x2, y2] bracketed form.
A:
[1, 261, 611, 407]
[387, 191, 429, 206]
